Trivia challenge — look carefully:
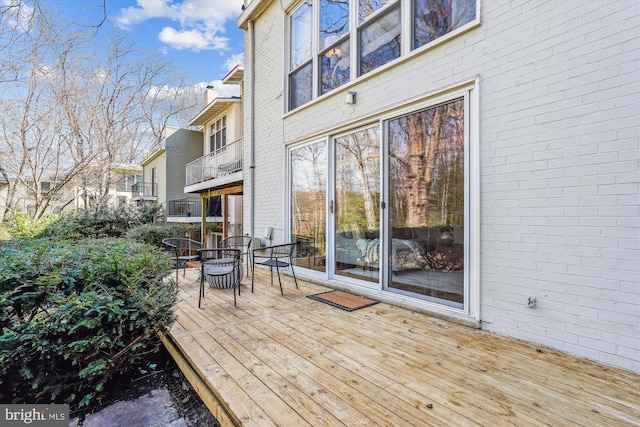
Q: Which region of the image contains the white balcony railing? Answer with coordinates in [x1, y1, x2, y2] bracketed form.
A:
[186, 137, 243, 186]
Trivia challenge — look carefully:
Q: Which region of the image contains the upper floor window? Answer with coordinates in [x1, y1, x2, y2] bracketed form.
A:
[289, 1, 313, 110]
[319, 0, 350, 95]
[359, 1, 400, 75]
[287, 0, 477, 111]
[413, 0, 477, 49]
[209, 116, 227, 153]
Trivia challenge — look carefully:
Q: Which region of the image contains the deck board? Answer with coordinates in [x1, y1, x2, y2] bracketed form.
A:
[165, 267, 640, 427]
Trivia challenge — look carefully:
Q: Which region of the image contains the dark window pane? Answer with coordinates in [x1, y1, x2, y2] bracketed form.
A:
[320, 40, 350, 95]
[359, 6, 401, 76]
[358, 0, 393, 24]
[290, 63, 313, 110]
[413, 0, 476, 49]
[290, 1, 313, 70]
[320, 0, 349, 50]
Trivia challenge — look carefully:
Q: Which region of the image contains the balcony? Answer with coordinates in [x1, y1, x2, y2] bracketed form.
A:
[186, 137, 243, 188]
[166, 198, 202, 217]
[131, 182, 158, 200]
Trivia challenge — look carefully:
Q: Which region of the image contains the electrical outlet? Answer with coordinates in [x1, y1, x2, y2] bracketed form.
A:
[527, 296, 537, 309]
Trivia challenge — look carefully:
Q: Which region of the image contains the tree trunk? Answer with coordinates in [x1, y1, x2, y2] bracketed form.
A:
[405, 106, 443, 227]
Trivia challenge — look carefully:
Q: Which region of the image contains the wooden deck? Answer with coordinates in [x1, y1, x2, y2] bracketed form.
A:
[161, 267, 640, 427]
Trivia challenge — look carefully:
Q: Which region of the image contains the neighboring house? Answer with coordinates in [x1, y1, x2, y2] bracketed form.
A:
[236, 0, 639, 372]
[0, 164, 143, 220]
[183, 66, 245, 244]
[140, 127, 206, 224]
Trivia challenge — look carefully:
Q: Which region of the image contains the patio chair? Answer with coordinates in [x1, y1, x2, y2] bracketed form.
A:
[197, 248, 242, 307]
[251, 243, 298, 295]
[220, 235, 253, 277]
[162, 238, 202, 279]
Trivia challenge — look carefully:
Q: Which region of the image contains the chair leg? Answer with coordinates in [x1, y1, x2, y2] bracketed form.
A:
[290, 264, 298, 289]
[233, 283, 237, 306]
[237, 267, 241, 296]
[275, 263, 284, 295]
[251, 262, 255, 293]
[198, 266, 204, 308]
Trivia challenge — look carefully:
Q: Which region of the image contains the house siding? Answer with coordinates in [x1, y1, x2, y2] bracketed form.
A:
[243, 0, 639, 371]
[165, 128, 202, 202]
[247, 6, 288, 243]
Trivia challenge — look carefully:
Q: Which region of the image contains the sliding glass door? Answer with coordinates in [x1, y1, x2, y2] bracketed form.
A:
[288, 94, 470, 311]
[334, 125, 380, 284]
[387, 98, 465, 307]
[291, 141, 327, 271]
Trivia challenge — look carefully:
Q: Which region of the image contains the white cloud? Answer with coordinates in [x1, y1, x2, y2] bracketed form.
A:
[198, 80, 240, 98]
[158, 27, 228, 51]
[224, 53, 244, 71]
[115, 0, 243, 52]
[1, 0, 34, 33]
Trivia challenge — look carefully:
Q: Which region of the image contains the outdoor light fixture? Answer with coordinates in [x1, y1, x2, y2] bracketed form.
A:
[345, 91, 356, 105]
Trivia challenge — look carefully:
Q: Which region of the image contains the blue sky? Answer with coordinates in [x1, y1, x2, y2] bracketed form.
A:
[42, 0, 245, 88]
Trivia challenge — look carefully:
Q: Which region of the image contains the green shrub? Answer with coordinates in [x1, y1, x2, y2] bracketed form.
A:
[4, 208, 60, 239]
[42, 203, 165, 239]
[126, 224, 174, 246]
[0, 238, 177, 408]
[126, 223, 223, 247]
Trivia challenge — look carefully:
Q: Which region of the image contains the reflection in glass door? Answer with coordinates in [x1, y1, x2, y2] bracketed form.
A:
[387, 98, 465, 308]
[291, 141, 327, 271]
[334, 126, 380, 284]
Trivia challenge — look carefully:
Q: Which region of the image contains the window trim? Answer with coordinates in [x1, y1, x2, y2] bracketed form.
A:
[285, 0, 481, 114]
[286, 78, 479, 321]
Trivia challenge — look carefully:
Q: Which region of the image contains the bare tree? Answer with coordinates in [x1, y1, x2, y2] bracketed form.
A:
[0, 2, 196, 219]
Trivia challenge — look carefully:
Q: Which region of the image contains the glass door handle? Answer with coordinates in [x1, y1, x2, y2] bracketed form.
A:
[330, 200, 334, 214]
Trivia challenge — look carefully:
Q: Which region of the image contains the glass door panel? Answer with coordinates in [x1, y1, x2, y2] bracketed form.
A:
[291, 141, 327, 271]
[387, 98, 465, 308]
[334, 126, 380, 284]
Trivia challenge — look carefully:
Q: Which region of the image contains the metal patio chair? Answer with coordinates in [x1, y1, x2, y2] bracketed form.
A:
[162, 238, 202, 280]
[197, 248, 242, 307]
[251, 243, 298, 295]
[220, 235, 253, 277]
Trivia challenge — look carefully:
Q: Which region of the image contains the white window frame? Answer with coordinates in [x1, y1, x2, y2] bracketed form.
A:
[285, 0, 480, 112]
[285, 78, 480, 321]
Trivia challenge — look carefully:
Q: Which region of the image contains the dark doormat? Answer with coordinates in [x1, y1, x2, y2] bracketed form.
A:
[307, 290, 380, 311]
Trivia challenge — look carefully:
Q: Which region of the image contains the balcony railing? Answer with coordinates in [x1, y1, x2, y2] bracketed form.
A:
[131, 182, 158, 199]
[186, 137, 243, 186]
[167, 198, 202, 217]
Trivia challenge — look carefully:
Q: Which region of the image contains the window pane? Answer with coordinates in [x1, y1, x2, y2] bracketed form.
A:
[290, 63, 313, 110]
[359, 6, 401, 76]
[358, 0, 393, 23]
[320, 40, 350, 95]
[413, 0, 476, 49]
[320, 0, 349, 50]
[387, 98, 465, 307]
[335, 126, 380, 283]
[291, 141, 327, 272]
[290, 1, 313, 70]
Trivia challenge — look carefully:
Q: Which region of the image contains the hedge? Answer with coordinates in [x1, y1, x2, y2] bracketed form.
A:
[0, 238, 177, 408]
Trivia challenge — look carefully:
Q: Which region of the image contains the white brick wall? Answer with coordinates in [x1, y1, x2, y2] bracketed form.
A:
[246, 0, 639, 372]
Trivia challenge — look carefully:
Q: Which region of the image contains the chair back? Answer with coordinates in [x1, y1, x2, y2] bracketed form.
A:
[162, 238, 202, 256]
[198, 248, 241, 262]
[197, 248, 243, 291]
[253, 243, 296, 260]
[220, 236, 253, 253]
